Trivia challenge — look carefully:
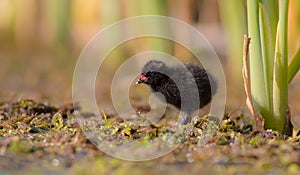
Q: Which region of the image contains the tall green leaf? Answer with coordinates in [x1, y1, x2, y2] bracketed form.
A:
[288, 47, 300, 83]
[261, 0, 278, 44]
[247, 0, 271, 120]
[218, 0, 246, 85]
[272, 0, 289, 133]
[55, 0, 71, 48]
[258, 3, 273, 122]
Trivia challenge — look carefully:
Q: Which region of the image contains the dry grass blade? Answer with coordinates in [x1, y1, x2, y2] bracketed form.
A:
[242, 35, 265, 131]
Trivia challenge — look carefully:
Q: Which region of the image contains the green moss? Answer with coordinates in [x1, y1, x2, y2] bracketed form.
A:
[8, 140, 38, 153]
[287, 163, 300, 173]
[51, 113, 64, 130]
[216, 133, 232, 145]
[249, 136, 265, 148]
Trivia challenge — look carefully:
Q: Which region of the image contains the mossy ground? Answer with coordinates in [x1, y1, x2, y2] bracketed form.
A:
[1, 100, 300, 174]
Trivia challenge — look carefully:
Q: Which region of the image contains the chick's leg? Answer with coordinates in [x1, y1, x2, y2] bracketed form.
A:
[178, 111, 191, 125]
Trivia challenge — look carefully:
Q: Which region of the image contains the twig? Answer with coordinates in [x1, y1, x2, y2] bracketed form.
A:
[242, 35, 265, 131]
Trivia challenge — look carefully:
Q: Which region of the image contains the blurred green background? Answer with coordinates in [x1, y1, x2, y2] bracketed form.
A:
[0, 0, 299, 119]
[0, 0, 222, 103]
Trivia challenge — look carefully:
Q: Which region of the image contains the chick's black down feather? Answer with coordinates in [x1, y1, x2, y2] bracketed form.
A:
[137, 60, 217, 124]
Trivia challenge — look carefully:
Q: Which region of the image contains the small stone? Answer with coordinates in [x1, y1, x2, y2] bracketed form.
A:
[51, 159, 60, 166]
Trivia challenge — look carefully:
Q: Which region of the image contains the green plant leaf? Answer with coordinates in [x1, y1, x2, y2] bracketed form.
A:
[247, 0, 271, 122]
[272, 0, 289, 134]
[259, 3, 273, 116]
[262, 0, 279, 44]
[218, 0, 246, 82]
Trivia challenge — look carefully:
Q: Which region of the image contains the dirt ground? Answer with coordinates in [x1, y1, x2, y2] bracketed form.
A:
[1, 99, 300, 175]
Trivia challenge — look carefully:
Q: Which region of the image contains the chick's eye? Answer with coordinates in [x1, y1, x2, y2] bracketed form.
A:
[145, 71, 153, 76]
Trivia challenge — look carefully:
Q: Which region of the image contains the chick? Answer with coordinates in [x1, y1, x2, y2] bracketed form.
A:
[137, 60, 216, 124]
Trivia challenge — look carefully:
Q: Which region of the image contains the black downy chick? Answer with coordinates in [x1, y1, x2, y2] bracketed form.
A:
[137, 60, 217, 124]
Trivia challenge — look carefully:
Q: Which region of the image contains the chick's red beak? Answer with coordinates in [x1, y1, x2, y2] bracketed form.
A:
[136, 74, 147, 84]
